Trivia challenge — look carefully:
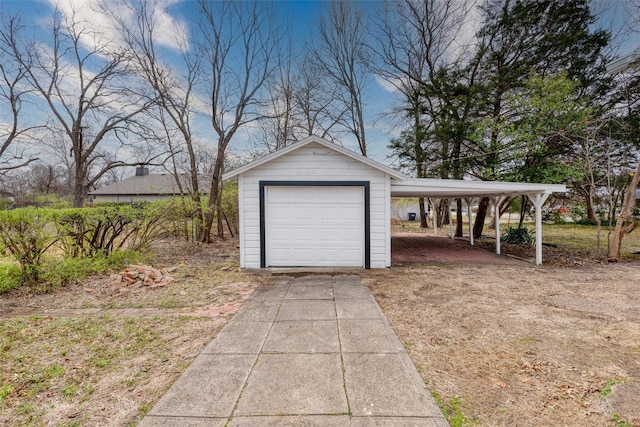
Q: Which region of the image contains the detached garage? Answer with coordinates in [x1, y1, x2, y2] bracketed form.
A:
[222, 135, 405, 269]
[223, 135, 566, 268]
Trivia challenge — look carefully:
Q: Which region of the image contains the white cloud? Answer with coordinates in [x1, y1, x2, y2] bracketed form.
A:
[446, 0, 483, 62]
[153, 0, 189, 51]
[374, 74, 400, 93]
[42, 0, 188, 52]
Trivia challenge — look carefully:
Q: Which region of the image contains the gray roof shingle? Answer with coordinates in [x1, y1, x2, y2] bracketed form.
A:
[89, 174, 210, 196]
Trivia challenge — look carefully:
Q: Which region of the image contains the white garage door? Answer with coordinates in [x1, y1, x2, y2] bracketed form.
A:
[266, 186, 364, 267]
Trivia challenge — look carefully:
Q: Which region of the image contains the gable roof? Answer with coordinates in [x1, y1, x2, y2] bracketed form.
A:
[222, 135, 406, 180]
[89, 173, 210, 196]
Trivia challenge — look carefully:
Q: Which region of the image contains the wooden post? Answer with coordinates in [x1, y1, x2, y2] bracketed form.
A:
[528, 193, 550, 265]
[465, 197, 474, 246]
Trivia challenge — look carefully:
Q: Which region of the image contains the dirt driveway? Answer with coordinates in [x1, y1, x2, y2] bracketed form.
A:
[392, 233, 526, 265]
[363, 262, 640, 426]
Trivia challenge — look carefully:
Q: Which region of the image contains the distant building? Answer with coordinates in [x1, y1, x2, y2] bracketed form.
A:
[88, 167, 210, 203]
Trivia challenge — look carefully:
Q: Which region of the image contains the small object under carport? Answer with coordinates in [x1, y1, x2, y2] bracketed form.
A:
[408, 212, 417, 221]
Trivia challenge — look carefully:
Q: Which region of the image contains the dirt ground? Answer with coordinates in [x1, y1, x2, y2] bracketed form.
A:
[1, 233, 639, 426]
[367, 231, 640, 426]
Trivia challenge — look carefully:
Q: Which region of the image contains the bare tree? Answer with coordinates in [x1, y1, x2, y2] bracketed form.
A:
[255, 40, 298, 153]
[256, 51, 346, 153]
[0, 16, 40, 174]
[197, 0, 285, 241]
[373, 0, 473, 229]
[293, 54, 346, 141]
[107, 0, 208, 238]
[4, 6, 152, 207]
[314, 1, 370, 156]
[27, 162, 67, 194]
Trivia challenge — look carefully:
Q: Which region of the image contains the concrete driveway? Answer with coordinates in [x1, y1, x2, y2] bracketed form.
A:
[139, 275, 448, 426]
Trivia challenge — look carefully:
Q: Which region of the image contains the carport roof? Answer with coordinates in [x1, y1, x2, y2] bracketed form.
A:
[391, 178, 566, 199]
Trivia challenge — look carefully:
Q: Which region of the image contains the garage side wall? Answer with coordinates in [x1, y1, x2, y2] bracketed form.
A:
[237, 142, 391, 268]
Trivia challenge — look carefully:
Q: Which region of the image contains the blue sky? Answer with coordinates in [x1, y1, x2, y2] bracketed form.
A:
[1, 0, 638, 172]
[1, 0, 400, 166]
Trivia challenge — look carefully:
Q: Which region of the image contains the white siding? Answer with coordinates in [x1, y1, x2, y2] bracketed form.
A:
[238, 142, 391, 269]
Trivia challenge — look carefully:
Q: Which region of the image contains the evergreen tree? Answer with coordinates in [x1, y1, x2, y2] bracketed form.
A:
[467, 0, 610, 237]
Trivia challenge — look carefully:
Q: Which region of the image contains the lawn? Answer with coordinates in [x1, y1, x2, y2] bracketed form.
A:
[0, 238, 265, 426]
[0, 315, 224, 426]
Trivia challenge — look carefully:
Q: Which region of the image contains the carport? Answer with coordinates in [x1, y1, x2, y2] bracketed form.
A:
[390, 179, 567, 265]
[225, 135, 567, 269]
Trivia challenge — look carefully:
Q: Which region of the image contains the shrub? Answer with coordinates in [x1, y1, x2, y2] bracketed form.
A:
[221, 181, 239, 237]
[502, 226, 535, 245]
[0, 208, 59, 284]
[40, 257, 106, 289]
[0, 199, 13, 210]
[575, 218, 617, 227]
[0, 202, 167, 291]
[107, 249, 145, 268]
[0, 263, 22, 293]
[57, 201, 171, 258]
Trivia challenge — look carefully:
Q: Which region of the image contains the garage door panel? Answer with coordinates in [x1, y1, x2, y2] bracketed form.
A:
[337, 228, 362, 241]
[339, 250, 362, 263]
[266, 186, 364, 267]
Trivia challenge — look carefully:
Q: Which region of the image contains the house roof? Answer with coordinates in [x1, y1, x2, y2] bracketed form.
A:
[390, 178, 566, 199]
[222, 135, 407, 180]
[607, 48, 640, 74]
[89, 173, 210, 196]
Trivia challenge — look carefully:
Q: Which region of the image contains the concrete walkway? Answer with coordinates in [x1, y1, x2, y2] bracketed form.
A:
[139, 275, 448, 427]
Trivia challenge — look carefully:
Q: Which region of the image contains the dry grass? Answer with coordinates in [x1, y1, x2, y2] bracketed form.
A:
[0, 238, 265, 427]
[367, 221, 640, 426]
[0, 315, 225, 426]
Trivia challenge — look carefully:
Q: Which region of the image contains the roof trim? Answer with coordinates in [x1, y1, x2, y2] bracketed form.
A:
[391, 178, 567, 198]
[606, 48, 640, 74]
[89, 173, 210, 196]
[222, 135, 406, 180]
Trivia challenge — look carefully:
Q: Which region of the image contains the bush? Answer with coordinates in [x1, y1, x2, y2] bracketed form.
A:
[0, 208, 59, 284]
[502, 226, 535, 245]
[107, 249, 145, 268]
[0, 263, 22, 293]
[57, 201, 171, 258]
[0, 202, 163, 292]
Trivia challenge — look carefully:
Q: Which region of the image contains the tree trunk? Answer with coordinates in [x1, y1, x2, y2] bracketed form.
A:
[585, 184, 596, 220]
[216, 185, 224, 239]
[202, 143, 226, 243]
[418, 197, 428, 228]
[609, 160, 640, 261]
[473, 197, 490, 239]
[518, 196, 528, 228]
[456, 199, 463, 237]
[73, 160, 85, 208]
